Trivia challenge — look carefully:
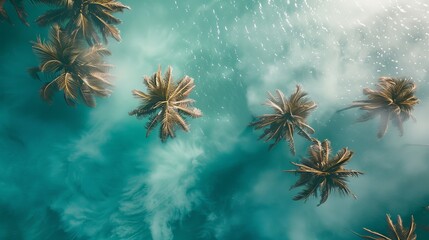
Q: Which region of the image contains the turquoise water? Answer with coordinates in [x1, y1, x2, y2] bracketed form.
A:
[1, 0, 429, 239]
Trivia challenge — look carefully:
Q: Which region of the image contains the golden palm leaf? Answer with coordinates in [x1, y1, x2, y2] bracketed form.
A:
[250, 86, 316, 155]
[35, 0, 129, 45]
[30, 24, 112, 107]
[285, 139, 362, 206]
[338, 77, 419, 138]
[129, 66, 202, 142]
[355, 214, 416, 240]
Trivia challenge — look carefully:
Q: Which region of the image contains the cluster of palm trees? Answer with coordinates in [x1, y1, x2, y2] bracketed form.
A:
[250, 77, 418, 205]
[25, 1, 204, 141]
[340, 78, 419, 239]
[250, 77, 419, 238]
[108, 64, 420, 238]
[2, 1, 424, 239]
[23, 0, 128, 107]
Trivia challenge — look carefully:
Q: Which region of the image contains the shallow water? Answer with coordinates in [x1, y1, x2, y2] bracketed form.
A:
[1, 0, 429, 239]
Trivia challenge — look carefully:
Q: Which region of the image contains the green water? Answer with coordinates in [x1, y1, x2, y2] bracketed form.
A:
[0, 0, 428, 239]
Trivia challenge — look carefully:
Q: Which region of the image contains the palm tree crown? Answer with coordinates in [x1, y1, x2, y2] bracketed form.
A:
[30, 24, 112, 107]
[250, 86, 316, 155]
[35, 0, 130, 44]
[0, 0, 29, 25]
[285, 139, 362, 206]
[338, 77, 419, 138]
[355, 214, 416, 240]
[129, 66, 202, 142]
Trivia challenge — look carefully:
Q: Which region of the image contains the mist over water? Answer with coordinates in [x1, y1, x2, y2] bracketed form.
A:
[1, 0, 429, 239]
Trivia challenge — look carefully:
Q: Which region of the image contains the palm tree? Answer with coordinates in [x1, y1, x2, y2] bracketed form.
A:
[35, 0, 130, 45]
[355, 214, 416, 240]
[285, 139, 362, 206]
[250, 86, 316, 155]
[338, 77, 419, 138]
[29, 24, 112, 107]
[0, 0, 30, 25]
[129, 66, 202, 142]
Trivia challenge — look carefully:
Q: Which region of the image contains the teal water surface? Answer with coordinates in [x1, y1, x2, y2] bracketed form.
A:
[1, 0, 429, 239]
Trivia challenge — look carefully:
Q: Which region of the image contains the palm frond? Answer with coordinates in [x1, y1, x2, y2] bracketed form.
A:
[28, 67, 41, 80]
[356, 214, 416, 240]
[145, 112, 162, 137]
[378, 111, 390, 138]
[293, 181, 319, 202]
[40, 79, 57, 102]
[80, 83, 96, 107]
[35, 8, 70, 26]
